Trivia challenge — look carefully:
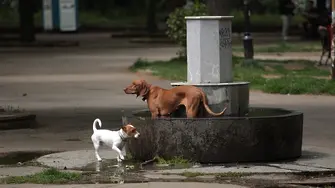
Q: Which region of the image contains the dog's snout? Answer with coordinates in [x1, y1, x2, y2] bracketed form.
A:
[134, 132, 140, 138]
[123, 88, 130, 93]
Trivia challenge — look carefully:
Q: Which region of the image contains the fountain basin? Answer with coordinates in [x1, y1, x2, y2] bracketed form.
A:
[127, 107, 303, 163]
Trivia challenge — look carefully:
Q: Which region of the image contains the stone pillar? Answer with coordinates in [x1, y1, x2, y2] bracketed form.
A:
[186, 16, 233, 84]
[171, 16, 249, 116]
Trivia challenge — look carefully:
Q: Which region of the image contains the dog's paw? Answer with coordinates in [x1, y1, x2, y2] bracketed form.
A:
[117, 156, 122, 163]
[117, 155, 125, 162]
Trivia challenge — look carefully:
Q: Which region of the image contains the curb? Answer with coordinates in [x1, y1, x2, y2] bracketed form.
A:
[110, 32, 167, 39]
[141, 171, 335, 187]
[0, 41, 80, 48]
[0, 113, 37, 130]
[129, 38, 175, 44]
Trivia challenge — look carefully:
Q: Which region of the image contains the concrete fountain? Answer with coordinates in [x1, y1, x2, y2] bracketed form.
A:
[126, 16, 303, 163]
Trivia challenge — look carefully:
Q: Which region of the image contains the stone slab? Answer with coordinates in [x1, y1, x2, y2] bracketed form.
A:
[268, 163, 330, 172]
[243, 174, 294, 181]
[151, 166, 293, 174]
[143, 173, 187, 180]
[195, 175, 217, 181]
[295, 146, 335, 169]
[36, 150, 117, 169]
[285, 176, 335, 185]
[149, 159, 335, 176]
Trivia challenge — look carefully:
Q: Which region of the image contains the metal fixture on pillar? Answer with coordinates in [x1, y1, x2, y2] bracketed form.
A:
[243, 0, 254, 60]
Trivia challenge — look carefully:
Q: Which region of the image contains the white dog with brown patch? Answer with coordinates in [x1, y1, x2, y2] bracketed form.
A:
[91, 118, 140, 162]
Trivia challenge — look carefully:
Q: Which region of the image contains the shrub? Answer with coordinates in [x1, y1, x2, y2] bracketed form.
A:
[166, 1, 208, 57]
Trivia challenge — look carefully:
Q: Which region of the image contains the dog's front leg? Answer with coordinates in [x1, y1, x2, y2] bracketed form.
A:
[151, 112, 158, 119]
[121, 145, 127, 158]
[112, 145, 124, 162]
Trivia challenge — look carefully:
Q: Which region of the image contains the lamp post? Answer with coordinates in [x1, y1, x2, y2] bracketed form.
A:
[243, 0, 254, 60]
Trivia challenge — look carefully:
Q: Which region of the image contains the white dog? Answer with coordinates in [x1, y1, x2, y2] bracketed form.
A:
[91, 118, 140, 162]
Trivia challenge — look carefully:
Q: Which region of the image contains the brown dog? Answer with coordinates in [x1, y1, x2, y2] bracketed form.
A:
[123, 79, 227, 118]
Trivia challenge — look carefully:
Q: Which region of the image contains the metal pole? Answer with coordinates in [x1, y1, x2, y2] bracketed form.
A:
[243, 0, 254, 60]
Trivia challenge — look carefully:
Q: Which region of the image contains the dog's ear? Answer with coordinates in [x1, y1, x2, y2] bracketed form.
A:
[122, 117, 129, 126]
[121, 125, 127, 133]
[139, 80, 149, 97]
[121, 111, 129, 126]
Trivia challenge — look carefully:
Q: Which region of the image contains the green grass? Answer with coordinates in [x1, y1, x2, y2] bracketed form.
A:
[262, 76, 335, 95]
[130, 58, 187, 81]
[156, 156, 191, 165]
[0, 168, 82, 184]
[270, 64, 329, 77]
[180, 172, 204, 178]
[232, 42, 322, 53]
[130, 57, 335, 95]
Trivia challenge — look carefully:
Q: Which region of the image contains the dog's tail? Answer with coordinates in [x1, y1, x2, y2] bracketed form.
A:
[93, 118, 102, 132]
[200, 91, 227, 117]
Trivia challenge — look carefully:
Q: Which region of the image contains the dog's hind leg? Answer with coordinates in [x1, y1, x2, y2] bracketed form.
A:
[186, 98, 200, 118]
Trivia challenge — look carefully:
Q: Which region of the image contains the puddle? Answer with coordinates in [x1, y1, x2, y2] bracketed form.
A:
[78, 159, 196, 184]
[0, 151, 54, 165]
[299, 150, 328, 160]
[81, 158, 195, 173]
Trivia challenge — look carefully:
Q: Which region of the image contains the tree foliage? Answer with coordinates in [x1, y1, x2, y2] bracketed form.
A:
[207, 0, 231, 16]
[166, 1, 208, 57]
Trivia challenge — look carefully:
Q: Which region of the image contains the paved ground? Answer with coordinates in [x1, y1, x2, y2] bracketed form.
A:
[0, 34, 334, 186]
[0, 182, 247, 188]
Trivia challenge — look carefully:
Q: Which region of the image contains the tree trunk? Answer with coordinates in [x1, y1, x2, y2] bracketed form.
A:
[146, 0, 158, 33]
[207, 0, 231, 16]
[18, 0, 35, 43]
